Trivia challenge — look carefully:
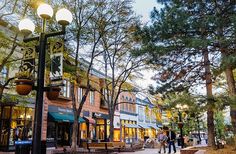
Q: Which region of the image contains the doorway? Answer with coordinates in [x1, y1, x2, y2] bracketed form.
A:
[57, 122, 71, 146]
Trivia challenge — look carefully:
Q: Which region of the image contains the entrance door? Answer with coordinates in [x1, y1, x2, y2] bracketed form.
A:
[57, 122, 70, 146]
[96, 125, 104, 140]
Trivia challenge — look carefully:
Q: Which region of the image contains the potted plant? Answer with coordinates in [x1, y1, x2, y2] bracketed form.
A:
[46, 86, 61, 100]
[15, 71, 34, 95]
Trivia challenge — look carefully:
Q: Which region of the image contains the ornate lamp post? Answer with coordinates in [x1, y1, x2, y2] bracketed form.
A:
[18, 3, 72, 154]
[176, 104, 188, 148]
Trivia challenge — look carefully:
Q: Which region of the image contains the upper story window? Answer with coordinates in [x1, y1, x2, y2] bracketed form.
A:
[77, 88, 83, 102]
[60, 80, 70, 98]
[0, 67, 8, 84]
[138, 106, 144, 122]
[90, 91, 95, 105]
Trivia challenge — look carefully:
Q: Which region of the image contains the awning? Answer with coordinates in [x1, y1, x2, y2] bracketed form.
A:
[83, 116, 96, 124]
[48, 112, 85, 123]
[149, 124, 159, 130]
[138, 123, 150, 129]
[124, 124, 140, 128]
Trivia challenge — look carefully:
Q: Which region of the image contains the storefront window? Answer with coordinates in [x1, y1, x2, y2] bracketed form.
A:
[47, 122, 56, 138]
[2, 106, 11, 119]
[114, 130, 120, 141]
[12, 107, 25, 119]
[80, 123, 87, 139]
[0, 120, 10, 146]
[107, 120, 110, 137]
[96, 125, 104, 140]
[97, 119, 104, 124]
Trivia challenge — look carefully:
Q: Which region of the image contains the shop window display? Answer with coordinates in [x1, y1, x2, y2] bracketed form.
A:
[0, 105, 34, 150]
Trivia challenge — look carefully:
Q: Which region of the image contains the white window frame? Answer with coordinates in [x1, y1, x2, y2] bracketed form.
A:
[90, 91, 95, 105]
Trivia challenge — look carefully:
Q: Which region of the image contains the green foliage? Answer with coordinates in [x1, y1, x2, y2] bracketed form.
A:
[214, 111, 226, 139]
[15, 71, 34, 80]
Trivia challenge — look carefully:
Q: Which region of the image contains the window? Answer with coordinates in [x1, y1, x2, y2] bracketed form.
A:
[61, 80, 70, 98]
[77, 88, 83, 102]
[138, 106, 144, 122]
[90, 91, 95, 105]
[0, 67, 8, 84]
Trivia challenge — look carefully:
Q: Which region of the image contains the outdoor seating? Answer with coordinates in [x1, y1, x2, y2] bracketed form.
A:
[82, 142, 126, 153]
[180, 146, 206, 154]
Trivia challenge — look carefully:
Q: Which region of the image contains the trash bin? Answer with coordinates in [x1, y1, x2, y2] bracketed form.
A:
[15, 140, 32, 154]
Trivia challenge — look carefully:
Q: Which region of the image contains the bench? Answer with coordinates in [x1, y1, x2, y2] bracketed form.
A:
[113, 142, 126, 152]
[82, 142, 114, 153]
[82, 142, 126, 153]
[180, 146, 206, 154]
[195, 150, 206, 154]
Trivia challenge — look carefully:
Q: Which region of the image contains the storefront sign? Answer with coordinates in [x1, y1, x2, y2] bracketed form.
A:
[92, 112, 109, 119]
[58, 107, 72, 114]
[48, 105, 72, 114]
[15, 140, 32, 145]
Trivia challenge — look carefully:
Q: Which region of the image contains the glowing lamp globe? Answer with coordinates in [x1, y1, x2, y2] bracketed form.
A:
[37, 3, 53, 19]
[18, 18, 35, 34]
[56, 8, 72, 26]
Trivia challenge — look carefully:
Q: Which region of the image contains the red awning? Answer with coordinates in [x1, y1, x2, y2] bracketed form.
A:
[83, 116, 95, 124]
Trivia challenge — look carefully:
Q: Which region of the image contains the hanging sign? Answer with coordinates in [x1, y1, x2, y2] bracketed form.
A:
[19, 47, 35, 74]
[50, 41, 63, 81]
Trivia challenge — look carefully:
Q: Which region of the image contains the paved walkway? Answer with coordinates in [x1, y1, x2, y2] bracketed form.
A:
[120, 147, 181, 154]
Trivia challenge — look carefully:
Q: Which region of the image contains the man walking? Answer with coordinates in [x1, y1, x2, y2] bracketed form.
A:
[158, 130, 168, 153]
[167, 128, 176, 154]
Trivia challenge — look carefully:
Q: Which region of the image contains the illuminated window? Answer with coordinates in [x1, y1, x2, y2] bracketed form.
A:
[90, 91, 95, 105]
[60, 80, 70, 98]
[0, 67, 8, 84]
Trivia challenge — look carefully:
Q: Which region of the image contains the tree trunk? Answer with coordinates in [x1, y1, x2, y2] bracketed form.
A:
[109, 111, 114, 142]
[203, 48, 215, 147]
[71, 83, 78, 154]
[224, 66, 236, 149]
[0, 86, 3, 101]
[71, 121, 78, 153]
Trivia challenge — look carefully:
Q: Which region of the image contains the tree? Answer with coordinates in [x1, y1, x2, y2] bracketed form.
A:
[96, 0, 145, 141]
[58, 0, 108, 152]
[133, 0, 229, 147]
[211, 1, 236, 148]
[0, 0, 31, 100]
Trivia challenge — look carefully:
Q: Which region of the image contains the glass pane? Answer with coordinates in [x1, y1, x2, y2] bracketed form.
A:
[12, 107, 25, 119]
[25, 120, 33, 140]
[0, 120, 10, 146]
[2, 106, 11, 119]
[26, 108, 33, 120]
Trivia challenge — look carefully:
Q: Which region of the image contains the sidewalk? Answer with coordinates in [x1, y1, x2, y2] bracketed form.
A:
[119, 148, 181, 154]
[0, 142, 207, 154]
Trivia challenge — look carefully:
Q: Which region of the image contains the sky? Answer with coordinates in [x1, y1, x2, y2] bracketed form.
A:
[132, 0, 161, 89]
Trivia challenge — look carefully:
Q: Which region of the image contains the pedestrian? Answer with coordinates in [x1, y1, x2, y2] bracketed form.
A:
[167, 128, 176, 154]
[158, 130, 168, 153]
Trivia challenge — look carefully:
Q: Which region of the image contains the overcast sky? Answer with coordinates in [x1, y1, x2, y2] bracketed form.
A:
[132, 0, 161, 89]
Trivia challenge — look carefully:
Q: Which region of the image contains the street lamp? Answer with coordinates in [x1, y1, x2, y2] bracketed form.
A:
[176, 104, 188, 148]
[18, 3, 72, 154]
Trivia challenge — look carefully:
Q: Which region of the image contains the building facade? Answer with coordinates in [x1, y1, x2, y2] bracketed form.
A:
[136, 93, 160, 141]
[119, 92, 138, 143]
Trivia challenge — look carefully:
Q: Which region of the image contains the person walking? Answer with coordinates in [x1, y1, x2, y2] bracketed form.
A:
[158, 130, 168, 153]
[167, 128, 176, 154]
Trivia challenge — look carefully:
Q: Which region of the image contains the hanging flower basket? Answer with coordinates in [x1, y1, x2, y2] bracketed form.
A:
[15, 79, 34, 95]
[46, 87, 61, 100]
